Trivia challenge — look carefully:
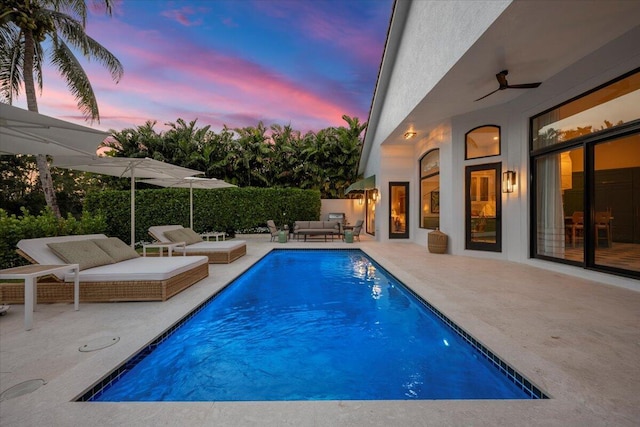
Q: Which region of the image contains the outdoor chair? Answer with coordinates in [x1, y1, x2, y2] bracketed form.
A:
[267, 220, 279, 242]
[352, 219, 364, 241]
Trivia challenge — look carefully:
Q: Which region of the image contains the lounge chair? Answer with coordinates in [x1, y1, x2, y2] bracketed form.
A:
[0, 234, 209, 303]
[148, 225, 247, 264]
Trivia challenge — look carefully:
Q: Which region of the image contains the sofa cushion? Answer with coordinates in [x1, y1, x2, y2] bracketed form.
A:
[92, 237, 140, 263]
[181, 228, 204, 245]
[324, 221, 339, 230]
[47, 240, 115, 271]
[164, 229, 189, 243]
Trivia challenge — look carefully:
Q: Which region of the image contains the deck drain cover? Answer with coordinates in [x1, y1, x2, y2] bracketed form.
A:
[79, 336, 120, 352]
[0, 379, 46, 401]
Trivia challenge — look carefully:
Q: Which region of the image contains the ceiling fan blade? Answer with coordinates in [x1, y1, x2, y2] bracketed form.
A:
[507, 82, 542, 89]
[474, 88, 501, 101]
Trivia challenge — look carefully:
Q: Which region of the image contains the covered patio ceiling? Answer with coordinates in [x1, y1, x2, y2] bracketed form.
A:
[374, 0, 640, 150]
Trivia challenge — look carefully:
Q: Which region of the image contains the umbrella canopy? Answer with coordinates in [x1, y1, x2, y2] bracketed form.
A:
[345, 175, 376, 194]
[0, 104, 108, 156]
[51, 155, 201, 247]
[139, 177, 236, 229]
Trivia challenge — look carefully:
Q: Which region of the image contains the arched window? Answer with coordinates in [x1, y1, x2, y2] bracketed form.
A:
[419, 149, 439, 229]
[465, 125, 500, 159]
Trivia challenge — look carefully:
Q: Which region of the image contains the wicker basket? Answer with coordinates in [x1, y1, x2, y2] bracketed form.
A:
[428, 229, 448, 254]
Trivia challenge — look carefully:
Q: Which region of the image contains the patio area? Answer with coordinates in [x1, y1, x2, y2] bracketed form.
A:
[1, 234, 638, 426]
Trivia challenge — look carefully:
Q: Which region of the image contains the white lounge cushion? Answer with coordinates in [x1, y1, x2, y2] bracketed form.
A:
[61, 256, 208, 282]
[17, 234, 207, 282]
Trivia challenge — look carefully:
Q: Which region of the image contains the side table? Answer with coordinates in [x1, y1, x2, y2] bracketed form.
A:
[0, 264, 79, 330]
[201, 232, 226, 241]
[142, 241, 187, 257]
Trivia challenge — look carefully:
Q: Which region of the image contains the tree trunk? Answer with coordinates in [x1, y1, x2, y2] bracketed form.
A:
[24, 28, 61, 218]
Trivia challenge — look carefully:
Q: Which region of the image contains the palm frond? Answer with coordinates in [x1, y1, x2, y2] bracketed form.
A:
[0, 25, 23, 104]
[50, 10, 123, 82]
[50, 37, 99, 121]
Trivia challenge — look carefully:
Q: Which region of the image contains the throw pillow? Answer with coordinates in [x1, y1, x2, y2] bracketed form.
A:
[47, 240, 115, 270]
[92, 237, 140, 263]
[181, 228, 204, 245]
[164, 228, 189, 243]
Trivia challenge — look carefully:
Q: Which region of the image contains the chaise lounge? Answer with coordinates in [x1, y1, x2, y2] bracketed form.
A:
[148, 225, 247, 264]
[0, 234, 209, 303]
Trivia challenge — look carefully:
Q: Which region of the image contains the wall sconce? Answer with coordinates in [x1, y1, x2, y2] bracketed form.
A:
[358, 195, 364, 205]
[502, 170, 517, 193]
[371, 189, 379, 202]
[404, 131, 417, 140]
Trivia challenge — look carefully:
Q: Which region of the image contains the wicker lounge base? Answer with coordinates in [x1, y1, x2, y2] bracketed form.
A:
[0, 262, 208, 304]
[190, 245, 246, 264]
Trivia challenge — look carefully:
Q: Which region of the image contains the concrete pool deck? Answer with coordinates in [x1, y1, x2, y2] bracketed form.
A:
[1, 235, 639, 426]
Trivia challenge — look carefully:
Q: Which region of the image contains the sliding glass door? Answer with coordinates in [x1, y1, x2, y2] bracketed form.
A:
[531, 69, 640, 278]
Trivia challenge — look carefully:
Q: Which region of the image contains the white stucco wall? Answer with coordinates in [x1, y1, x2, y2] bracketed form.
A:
[320, 199, 364, 226]
[365, 10, 639, 287]
[368, 0, 510, 149]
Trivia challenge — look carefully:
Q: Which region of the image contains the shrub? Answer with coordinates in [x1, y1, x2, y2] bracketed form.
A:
[84, 187, 321, 245]
[0, 208, 107, 269]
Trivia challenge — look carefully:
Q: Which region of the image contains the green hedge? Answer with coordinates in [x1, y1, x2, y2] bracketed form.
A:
[0, 208, 107, 269]
[84, 187, 321, 245]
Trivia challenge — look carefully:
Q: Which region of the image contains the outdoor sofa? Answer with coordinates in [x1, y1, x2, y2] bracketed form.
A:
[0, 234, 208, 303]
[148, 225, 247, 264]
[293, 220, 341, 241]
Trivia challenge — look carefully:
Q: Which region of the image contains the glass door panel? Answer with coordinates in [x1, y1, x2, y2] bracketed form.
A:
[389, 182, 409, 238]
[466, 163, 501, 251]
[593, 134, 640, 274]
[536, 147, 584, 264]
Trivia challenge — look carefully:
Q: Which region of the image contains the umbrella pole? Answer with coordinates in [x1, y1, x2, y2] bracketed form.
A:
[189, 182, 194, 230]
[131, 165, 135, 248]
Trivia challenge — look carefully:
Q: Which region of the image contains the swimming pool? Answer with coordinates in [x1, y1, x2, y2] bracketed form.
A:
[81, 249, 547, 401]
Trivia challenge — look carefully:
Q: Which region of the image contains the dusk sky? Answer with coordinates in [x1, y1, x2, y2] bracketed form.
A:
[13, 0, 394, 134]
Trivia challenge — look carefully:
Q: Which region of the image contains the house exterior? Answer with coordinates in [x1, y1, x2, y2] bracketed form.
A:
[358, 0, 640, 289]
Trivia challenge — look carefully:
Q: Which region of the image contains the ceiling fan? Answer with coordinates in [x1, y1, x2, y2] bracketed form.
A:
[474, 70, 541, 101]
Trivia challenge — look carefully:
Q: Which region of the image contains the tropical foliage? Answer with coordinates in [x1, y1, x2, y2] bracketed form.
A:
[0, 0, 123, 217]
[1, 114, 366, 217]
[102, 114, 366, 198]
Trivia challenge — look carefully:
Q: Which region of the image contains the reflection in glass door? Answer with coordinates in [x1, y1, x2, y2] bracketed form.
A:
[365, 189, 376, 236]
[592, 135, 640, 274]
[466, 163, 501, 251]
[389, 182, 409, 238]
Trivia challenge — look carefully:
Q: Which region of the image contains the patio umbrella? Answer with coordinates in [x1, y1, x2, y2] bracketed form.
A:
[139, 177, 236, 229]
[0, 104, 108, 156]
[51, 155, 201, 247]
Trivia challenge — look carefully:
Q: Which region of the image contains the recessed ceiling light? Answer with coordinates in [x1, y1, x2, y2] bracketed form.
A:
[404, 131, 417, 140]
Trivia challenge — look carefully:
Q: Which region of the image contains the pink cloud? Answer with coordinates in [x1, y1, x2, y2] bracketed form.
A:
[12, 8, 376, 135]
[160, 7, 203, 27]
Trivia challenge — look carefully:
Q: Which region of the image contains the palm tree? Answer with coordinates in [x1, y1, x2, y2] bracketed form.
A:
[0, 0, 123, 217]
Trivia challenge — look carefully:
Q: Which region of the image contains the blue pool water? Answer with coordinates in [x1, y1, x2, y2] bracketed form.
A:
[89, 249, 542, 401]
